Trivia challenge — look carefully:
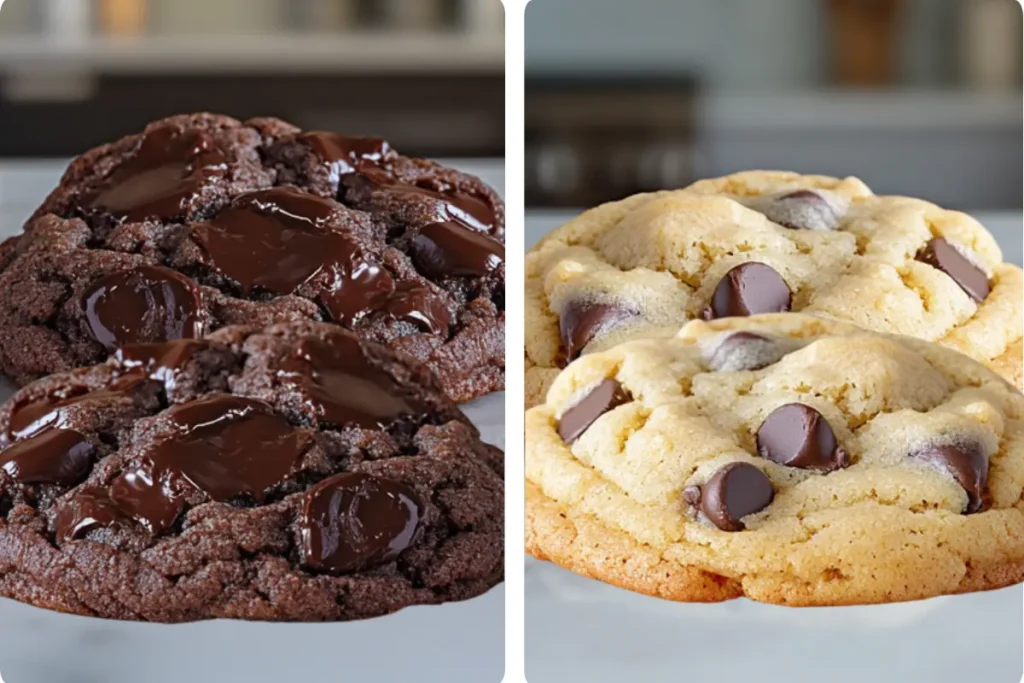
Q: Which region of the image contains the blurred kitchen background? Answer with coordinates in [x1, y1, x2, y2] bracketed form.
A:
[525, 0, 1022, 228]
[0, 0, 504, 232]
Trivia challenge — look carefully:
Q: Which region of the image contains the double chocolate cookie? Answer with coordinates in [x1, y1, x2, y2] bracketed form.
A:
[0, 321, 503, 622]
[0, 113, 505, 402]
[525, 170, 1022, 405]
[526, 313, 1024, 606]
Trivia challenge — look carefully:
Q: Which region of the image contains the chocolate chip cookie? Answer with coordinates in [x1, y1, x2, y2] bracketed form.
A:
[0, 113, 505, 402]
[526, 313, 1024, 605]
[525, 171, 1022, 405]
[0, 320, 503, 622]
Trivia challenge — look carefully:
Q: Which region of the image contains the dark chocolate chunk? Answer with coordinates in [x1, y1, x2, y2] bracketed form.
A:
[756, 403, 849, 472]
[298, 131, 391, 181]
[299, 471, 423, 574]
[277, 332, 430, 430]
[704, 263, 792, 319]
[557, 379, 631, 444]
[761, 190, 839, 231]
[559, 301, 636, 365]
[708, 331, 786, 372]
[409, 221, 504, 278]
[192, 187, 395, 325]
[382, 283, 451, 334]
[114, 339, 211, 391]
[699, 462, 774, 531]
[82, 265, 202, 350]
[911, 441, 989, 514]
[7, 376, 154, 442]
[0, 428, 94, 486]
[916, 238, 990, 302]
[54, 488, 128, 541]
[83, 125, 228, 222]
[109, 395, 310, 535]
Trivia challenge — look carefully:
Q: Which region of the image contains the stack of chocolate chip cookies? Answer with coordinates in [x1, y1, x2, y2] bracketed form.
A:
[525, 171, 1024, 606]
[0, 114, 505, 622]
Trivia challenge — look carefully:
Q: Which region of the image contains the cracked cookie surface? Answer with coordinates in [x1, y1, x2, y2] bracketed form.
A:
[526, 313, 1024, 605]
[0, 113, 504, 402]
[525, 170, 1022, 406]
[0, 320, 503, 622]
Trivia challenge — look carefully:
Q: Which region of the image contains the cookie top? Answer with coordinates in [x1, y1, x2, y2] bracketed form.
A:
[1, 113, 505, 402]
[0, 320, 503, 622]
[526, 313, 1024, 605]
[525, 170, 1022, 405]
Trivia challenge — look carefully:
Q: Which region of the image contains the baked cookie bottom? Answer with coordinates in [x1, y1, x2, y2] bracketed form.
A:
[526, 481, 1024, 607]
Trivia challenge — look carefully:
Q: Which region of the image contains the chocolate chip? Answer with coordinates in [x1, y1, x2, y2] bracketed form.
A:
[298, 131, 391, 181]
[756, 403, 849, 472]
[192, 187, 395, 325]
[7, 376, 156, 442]
[277, 331, 431, 430]
[54, 489, 128, 542]
[557, 379, 631, 444]
[911, 441, 989, 513]
[699, 462, 774, 531]
[559, 301, 636, 365]
[382, 283, 451, 334]
[760, 190, 839, 231]
[82, 125, 228, 222]
[708, 331, 787, 372]
[299, 471, 423, 574]
[82, 265, 202, 350]
[916, 238, 990, 302]
[703, 263, 792, 319]
[110, 394, 311, 534]
[0, 428, 94, 486]
[115, 339, 211, 391]
[409, 221, 504, 278]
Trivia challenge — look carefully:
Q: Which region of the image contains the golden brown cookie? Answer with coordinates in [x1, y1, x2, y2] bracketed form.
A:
[526, 313, 1024, 605]
[525, 171, 1022, 406]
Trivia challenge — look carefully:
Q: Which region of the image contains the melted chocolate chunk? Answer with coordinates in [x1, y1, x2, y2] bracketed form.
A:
[0, 428, 94, 486]
[704, 263, 792, 319]
[192, 188, 394, 325]
[82, 265, 202, 350]
[760, 190, 840, 231]
[708, 332, 786, 372]
[83, 126, 228, 222]
[298, 131, 391, 182]
[54, 488, 128, 541]
[110, 395, 310, 534]
[344, 167, 496, 232]
[7, 376, 153, 442]
[911, 441, 989, 513]
[698, 462, 774, 532]
[108, 467, 185, 536]
[114, 339, 211, 391]
[557, 379, 631, 444]
[277, 333, 429, 430]
[559, 301, 636, 365]
[916, 238, 990, 303]
[300, 471, 423, 574]
[409, 221, 504, 278]
[756, 403, 849, 472]
[382, 283, 451, 334]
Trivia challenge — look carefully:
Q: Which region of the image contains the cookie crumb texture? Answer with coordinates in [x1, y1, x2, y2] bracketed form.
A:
[0, 113, 505, 402]
[0, 321, 503, 622]
[525, 171, 1022, 405]
[525, 314, 1024, 605]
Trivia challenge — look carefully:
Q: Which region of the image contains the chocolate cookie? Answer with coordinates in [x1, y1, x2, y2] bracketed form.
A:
[0, 113, 504, 402]
[0, 320, 503, 622]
